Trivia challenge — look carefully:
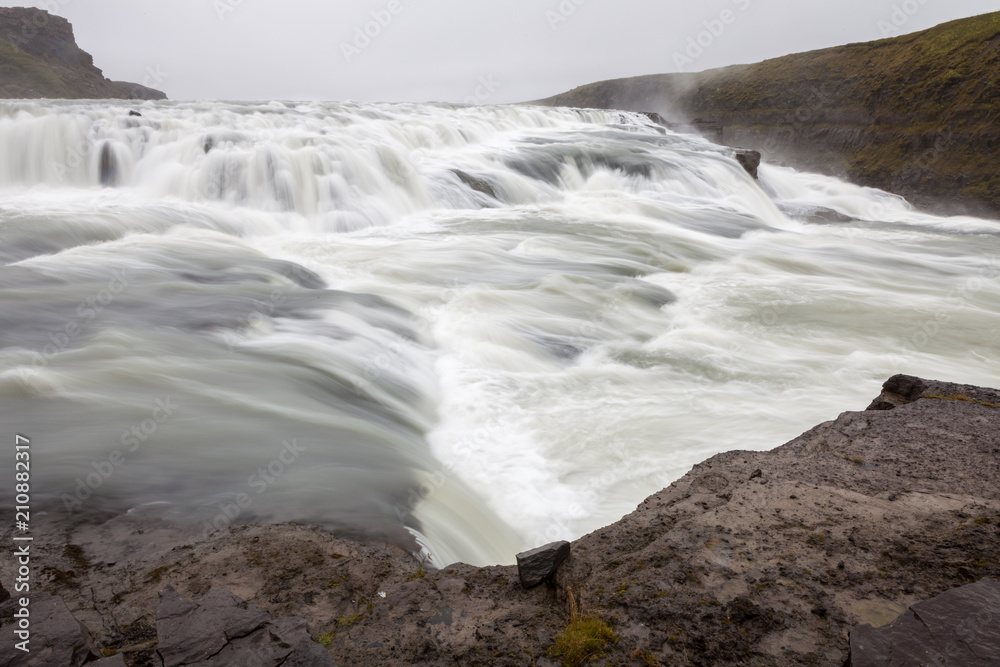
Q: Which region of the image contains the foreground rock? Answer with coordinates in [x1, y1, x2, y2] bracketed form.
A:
[156, 586, 334, 667]
[516, 541, 571, 588]
[0, 375, 998, 665]
[0, 8, 166, 99]
[0, 593, 99, 666]
[846, 578, 1000, 666]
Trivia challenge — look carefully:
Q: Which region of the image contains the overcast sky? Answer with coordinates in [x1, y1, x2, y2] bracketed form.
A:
[13, 0, 999, 103]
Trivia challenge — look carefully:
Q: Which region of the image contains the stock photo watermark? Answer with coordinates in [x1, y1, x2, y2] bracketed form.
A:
[340, 0, 404, 63]
[21, 267, 131, 377]
[201, 438, 307, 537]
[672, 0, 753, 72]
[61, 397, 180, 511]
[877, 0, 932, 38]
[10, 434, 32, 654]
[545, 0, 596, 32]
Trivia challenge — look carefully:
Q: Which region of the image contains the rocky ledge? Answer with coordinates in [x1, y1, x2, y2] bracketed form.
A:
[2, 374, 1000, 666]
[0, 7, 165, 100]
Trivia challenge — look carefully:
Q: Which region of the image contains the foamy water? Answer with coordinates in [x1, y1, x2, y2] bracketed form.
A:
[1, 100, 998, 565]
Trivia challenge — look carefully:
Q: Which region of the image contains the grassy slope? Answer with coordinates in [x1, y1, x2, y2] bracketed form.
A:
[0, 37, 75, 98]
[537, 12, 1000, 214]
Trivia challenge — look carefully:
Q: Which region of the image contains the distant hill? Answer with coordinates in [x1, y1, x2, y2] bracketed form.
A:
[0, 7, 165, 100]
[534, 12, 1000, 217]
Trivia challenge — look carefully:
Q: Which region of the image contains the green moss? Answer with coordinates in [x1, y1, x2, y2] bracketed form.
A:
[548, 618, 618, 667]
[338, 614, 363, 628]
[317, 631, 335, 647]
[926, 394, 1000, 409]
[0, 38, 75, 97]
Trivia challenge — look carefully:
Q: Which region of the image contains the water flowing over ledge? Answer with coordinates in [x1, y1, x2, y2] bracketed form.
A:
[1, 101, 998, 566]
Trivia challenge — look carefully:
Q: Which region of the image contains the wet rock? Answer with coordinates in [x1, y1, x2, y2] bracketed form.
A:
[93, 655, 127, 666]
[98, 141, 118, 186]
[516, 541, 571, 588]
[846, 578, 1000, 666]
[128, 110, 142, 117]
[452, 169, 498, 199]
[0, 579, 8, 603]
[734, 149, 761, 179]
[639, 111, 670, 127]
[0, 593, 99, 667]
[866, 374, 929, 410]
[155, 586, 335, 667]
[156, 586, 270, 666]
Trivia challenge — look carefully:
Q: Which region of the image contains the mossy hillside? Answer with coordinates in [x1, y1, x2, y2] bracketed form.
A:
[536, 12, 1000, 216]
[0, 37, 74, 98]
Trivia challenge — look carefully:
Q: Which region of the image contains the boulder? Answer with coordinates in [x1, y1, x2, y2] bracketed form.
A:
[846, 578, 1000, 666]
[0, 593, 99, 667]
[734, 149, 761, 179]
[516, 541, 571, 588]
[866, 374, 929, 410]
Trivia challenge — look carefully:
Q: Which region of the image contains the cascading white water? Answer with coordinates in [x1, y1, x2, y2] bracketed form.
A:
[1, 100, 998, 566]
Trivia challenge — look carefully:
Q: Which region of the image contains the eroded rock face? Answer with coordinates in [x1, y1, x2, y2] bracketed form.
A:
[846, 578, 1000, 666]
[0, 7, 166, 99]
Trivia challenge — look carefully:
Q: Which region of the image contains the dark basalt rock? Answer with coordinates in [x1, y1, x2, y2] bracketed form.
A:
[516, 540, 571, 588]
[734, 149, 761, 179]
[92, 655, 127, 666]
[452, 169, 498, 200]
[0, 593, 99, 667]
[845, 578, 1000, 666]
[155, 585, 335, 667]
[98, 142, 118, 186]
[128, 110, 142, 117]
[867, 373, 930, 410]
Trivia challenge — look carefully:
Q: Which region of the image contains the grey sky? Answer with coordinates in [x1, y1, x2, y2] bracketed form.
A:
[13, 0, 999, 103]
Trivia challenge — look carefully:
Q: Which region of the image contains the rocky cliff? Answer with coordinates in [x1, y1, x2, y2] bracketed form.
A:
[2, 374, 1000, 665]
[0, 7, 165, 100]
[534, 12, 1000, 218]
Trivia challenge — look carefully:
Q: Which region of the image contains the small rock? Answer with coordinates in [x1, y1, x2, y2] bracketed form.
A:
[516, 541, 571, 588]
[128, 110, 142, 117]
[734, 149, 761, 179]
[750, 469, 763, 480]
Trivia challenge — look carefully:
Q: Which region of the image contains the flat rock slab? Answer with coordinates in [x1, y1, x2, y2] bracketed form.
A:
[847, 577, 1000, 666]
[0, 593, 98, 667]
[155, 585, 335, 667]
[516, 541, 570, 588]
